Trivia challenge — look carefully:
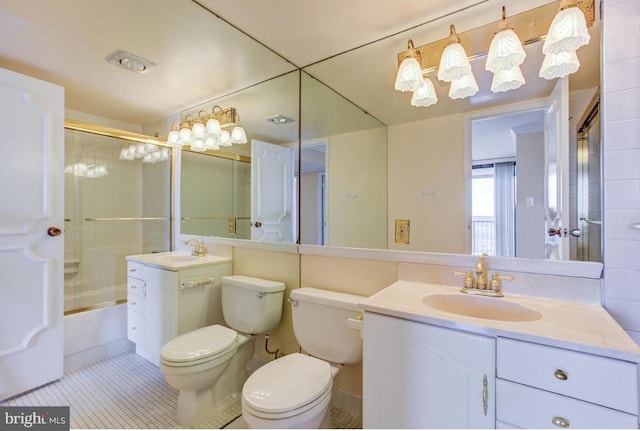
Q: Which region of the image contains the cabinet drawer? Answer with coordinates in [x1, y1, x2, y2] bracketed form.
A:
[127, 309, 144, 344]
[497, 338, 638, 414]
[127, 277, 146, 299]
[127, 295, 145, 314]
[127, 261, 146, 279]
[497, 379, 638, 429]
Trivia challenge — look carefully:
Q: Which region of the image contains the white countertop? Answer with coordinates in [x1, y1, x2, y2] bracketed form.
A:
[361, 280, 640, 363]
[126, 251, 231, 271]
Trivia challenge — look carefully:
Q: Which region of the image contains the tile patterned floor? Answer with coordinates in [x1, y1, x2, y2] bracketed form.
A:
[1, 351, 362, 429]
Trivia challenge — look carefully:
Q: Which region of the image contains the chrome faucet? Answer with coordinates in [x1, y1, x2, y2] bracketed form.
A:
[185, 238, 207, 257]
[453, 256, 513, 297]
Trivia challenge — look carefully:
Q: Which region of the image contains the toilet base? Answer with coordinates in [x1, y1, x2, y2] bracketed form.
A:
[172, 334, 255, 427]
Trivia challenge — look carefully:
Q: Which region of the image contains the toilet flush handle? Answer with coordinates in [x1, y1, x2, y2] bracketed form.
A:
[287, 297, 299, 307]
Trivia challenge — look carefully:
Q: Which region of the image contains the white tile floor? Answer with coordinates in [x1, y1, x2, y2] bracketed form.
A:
[1, 350, 362, 429]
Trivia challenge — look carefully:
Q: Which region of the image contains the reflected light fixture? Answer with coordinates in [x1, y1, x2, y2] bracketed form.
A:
[394, 40, 424, 92]
[119, 143, 170, 163]
[167, 106, 247, 151]
[486, 6, 526, 93]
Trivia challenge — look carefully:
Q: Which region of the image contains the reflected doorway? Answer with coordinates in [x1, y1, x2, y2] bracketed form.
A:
[300, 141, 327, 245]
[470, 109, 545, 258]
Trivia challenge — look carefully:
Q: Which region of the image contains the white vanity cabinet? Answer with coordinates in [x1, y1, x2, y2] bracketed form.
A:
[496, 338, 639, 429]
[126, 257, 231, 366]
[363, 312, 496, 429]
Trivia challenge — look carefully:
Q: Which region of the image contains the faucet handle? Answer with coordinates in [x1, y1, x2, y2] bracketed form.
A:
[453, 270, 476, 289]
[489, 273, 513, 292]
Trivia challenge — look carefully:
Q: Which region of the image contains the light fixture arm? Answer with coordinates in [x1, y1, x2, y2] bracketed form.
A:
[446, 24, 461, 45]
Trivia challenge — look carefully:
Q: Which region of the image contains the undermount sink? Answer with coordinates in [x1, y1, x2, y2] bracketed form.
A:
[422, 293, 542, 322]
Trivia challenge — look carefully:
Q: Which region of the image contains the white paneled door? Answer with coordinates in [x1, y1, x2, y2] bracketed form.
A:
[543, 77, 569, 260]
[0, 67, 64, 400]
[250, 139, 294, 243]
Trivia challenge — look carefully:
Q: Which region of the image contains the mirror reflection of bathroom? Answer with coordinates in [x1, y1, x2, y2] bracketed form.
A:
[470, 86, 602, 261]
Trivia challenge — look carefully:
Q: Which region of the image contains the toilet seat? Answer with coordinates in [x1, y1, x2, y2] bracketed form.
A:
[160, 324, 238, 367]
[242, 353, 332, 419]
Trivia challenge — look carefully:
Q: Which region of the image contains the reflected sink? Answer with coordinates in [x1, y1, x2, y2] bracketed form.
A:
[422, 293, 542, 322]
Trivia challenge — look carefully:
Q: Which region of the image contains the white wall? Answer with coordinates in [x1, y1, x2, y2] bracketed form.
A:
[515, 132, 545, 259]
[327, 127, 387, 249]
[601, 0, 640, 344]
[388, 113, 466, 253]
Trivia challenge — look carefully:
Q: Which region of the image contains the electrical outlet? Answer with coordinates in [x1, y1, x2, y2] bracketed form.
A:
[346, 192, 359, 201]
[395, 219, 410, 244]
[420, 189, 437, 200]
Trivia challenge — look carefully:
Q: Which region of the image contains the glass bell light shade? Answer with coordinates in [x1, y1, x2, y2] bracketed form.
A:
[191, 121, 205, 139]
[449, 73, 479, 99]
[230, 126, 247, 144]
[167, 124, 180, 145]
[486, 29, 526, 73]
[142, 154, 154, 163]
[178, 124, 192, 145]
[160, 148, 171, 160]
[410, 77, 438, 107]
[134, 143, 147, 158]
[204, 136, 220, 150]
[218, 130, 231, 147]
[543, 3, 590, 55]
[437, 25, 472, 82]
[205, 118, 222, 137]
[190, 138, 205, 152]
[490, 65, 525, 93]
[394, 40, 424, 92]
[539, 50, 580, 79]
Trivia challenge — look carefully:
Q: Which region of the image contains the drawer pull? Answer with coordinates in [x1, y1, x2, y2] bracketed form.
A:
[129, 268, 136, 272]
[130, 301, 136, 306]
[482, 374, 488, 416]
[551, 416, 570, 428]
[554, 369, 569, 381]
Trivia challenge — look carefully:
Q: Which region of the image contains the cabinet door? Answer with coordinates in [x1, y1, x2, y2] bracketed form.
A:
[363, 312, 496, 429]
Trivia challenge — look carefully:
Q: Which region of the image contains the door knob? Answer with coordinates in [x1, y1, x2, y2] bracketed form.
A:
[47, 226, 62, 237]
[253, 221, 262, 228]
[547, 228, 562, 237]
[569, 228, 581, 237]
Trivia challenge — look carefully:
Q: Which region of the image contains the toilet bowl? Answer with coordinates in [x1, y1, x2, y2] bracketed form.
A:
[160, 325, 251, 427]
[159, 275, 286, 427]
[241, 288, 365, 429]
[242, 353, 336, 429]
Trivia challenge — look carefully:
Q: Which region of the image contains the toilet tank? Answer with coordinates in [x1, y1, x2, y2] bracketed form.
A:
[291, 287, 365, 364]
[222, 275, 285, 334]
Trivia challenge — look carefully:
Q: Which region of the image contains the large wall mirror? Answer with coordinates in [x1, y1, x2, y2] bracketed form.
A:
[300, 0, 601, 262]
[179, 70, 300, 241]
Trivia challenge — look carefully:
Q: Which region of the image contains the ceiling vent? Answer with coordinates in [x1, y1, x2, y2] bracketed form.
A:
[105, 50, 156, 74]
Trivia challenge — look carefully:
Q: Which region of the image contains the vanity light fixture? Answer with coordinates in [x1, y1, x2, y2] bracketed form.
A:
[410, 76, 438, 107]
[539, 0, 589, 79]
[394, 40, 424, 92]
[105, 50, 156, 75]
[486, 6, 526, 93]
[394, 1, 594, 100]
[167, 106, 248, 152]
[438, 25, 478, 100]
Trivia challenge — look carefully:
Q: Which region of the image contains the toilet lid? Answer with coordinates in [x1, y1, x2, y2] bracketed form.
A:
[160, 324, 237, 363]
[242, 353, 331, 414]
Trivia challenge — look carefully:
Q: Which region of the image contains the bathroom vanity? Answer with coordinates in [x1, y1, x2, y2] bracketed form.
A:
[361, 280, 640, 429]
[125, 252, 232, 365]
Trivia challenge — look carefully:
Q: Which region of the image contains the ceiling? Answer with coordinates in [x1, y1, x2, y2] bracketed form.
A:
[0, 0, 600, 134]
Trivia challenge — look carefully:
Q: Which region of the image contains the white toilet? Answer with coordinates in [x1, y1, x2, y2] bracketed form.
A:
[159, 275, 285, 427]
[241, 287, 365, 429]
